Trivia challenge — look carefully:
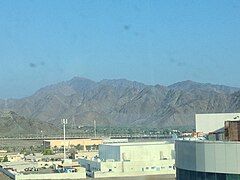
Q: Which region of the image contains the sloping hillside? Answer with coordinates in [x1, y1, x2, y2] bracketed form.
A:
[0, 111, 60, 137]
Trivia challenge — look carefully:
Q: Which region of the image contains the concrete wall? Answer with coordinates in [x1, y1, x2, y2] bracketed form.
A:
[93, 171, 175, 178]
[175, 140, 240, 174]
[120, 143, 174, 162]
[195, 113, 240, 134]
[15, 172, 86, 180]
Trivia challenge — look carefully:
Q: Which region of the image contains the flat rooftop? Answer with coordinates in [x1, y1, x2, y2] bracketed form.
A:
[102, 141, 173, 146]
[176, 139, 240, 144]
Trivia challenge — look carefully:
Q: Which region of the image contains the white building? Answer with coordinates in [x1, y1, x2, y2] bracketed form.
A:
[79, 141, 175, 178]
[195, 113, 240, 134]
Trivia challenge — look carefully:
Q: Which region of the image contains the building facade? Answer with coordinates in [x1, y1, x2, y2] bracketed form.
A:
[79, 142, 175, 178]
[225, 121, 240, 141]
[175, 140, 240, 180]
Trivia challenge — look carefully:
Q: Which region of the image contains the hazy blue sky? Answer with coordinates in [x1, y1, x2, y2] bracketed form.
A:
[0, 0, 240, 98]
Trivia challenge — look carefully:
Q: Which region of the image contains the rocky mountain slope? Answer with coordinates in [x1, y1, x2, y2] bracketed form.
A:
[0, 77, 239, 129]
[0, 111, 60, 137]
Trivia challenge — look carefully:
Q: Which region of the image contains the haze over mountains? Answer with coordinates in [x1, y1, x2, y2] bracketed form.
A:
[0, 77, 240, 129]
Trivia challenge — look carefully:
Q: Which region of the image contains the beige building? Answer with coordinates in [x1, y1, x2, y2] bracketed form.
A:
[79, 141, 175, 178]
[44, 138, 103, 150]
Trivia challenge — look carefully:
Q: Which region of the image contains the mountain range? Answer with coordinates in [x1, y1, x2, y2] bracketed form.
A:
[0, 77, 240, 130]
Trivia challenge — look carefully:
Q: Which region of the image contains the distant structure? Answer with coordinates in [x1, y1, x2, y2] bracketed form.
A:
[44, 138, 103, 151]
[79, 142, 175, 178]
[176, 113, 240, 180]
[195, 113, 240, 134]
[225, 120, 240, 141]
[102, 138, 128, 144]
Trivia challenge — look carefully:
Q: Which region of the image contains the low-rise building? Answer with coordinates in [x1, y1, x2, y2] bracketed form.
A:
[0, 159, 86, 179]
[79, 141, 175, 178]
[44, 138, 103, 150]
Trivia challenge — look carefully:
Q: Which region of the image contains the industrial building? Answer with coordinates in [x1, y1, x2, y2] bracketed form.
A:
[195, 113, 240, 134]
[44, 138, 103, 150]
[175, 140, 240, 180]
[79, 141, 175, 178]
[176, 113, 240, 180]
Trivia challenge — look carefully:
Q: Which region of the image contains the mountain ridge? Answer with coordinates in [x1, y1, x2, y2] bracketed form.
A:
[0, 77, 239, 129]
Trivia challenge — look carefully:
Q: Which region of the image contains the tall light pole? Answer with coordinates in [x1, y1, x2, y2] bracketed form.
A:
[62, 119, 68, 160]
[41, 130, 44, 151]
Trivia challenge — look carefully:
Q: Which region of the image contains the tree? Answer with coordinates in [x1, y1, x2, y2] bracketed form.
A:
[53, 146, 58, 153]
[76, 144, 83, 151]
[20, 147, 26, 154]
[43, 149, 53, 155]
[3, 155, 9, 162]
[30, 145, 35, 152]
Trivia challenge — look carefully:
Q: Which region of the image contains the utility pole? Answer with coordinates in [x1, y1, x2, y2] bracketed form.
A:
[41, 130, 44, 151]
[94, 120, 96, 138]
[62, 119, 68, 160]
